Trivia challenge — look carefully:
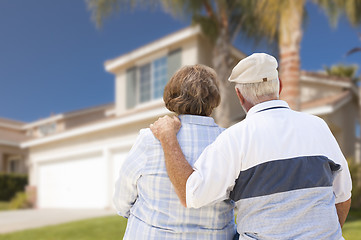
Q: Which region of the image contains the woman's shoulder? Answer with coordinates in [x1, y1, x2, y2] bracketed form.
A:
[138, 128, 160, 145]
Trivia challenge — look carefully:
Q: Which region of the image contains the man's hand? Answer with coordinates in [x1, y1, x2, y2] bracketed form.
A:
[150, 115, 181, 142]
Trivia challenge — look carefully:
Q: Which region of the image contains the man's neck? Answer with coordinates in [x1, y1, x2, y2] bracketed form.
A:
[243, 97, 279, 113]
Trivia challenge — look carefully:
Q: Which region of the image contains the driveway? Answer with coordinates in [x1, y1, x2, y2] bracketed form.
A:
[0, 208, 115, 234]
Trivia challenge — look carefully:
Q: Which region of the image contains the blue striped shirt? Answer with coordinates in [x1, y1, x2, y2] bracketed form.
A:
[113, 114, 236, 239]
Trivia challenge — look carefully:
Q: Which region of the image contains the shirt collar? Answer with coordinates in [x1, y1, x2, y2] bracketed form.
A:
[246, 100, 290, 119]
[178, 114, 218, 127]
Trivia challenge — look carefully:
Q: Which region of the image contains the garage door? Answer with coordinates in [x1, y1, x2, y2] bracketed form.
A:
[111, 150, 129, 185]
[38, 153, 107, 209]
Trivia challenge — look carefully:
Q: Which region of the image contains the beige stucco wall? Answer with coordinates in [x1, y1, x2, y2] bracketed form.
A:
[197, 35, 213, 67]
[64, 108, 110, 130]
[300, 81, 344, 103]
[321, 99, 359, 159]
[0, 127, 27, 143]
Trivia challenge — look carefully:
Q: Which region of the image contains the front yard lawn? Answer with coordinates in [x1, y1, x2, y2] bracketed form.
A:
[0, 215, 127, 240]
[0, 209, 360, 240]
[0, 201, 10, 211]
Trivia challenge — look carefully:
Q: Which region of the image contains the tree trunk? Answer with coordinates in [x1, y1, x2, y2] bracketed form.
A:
[212, 28, 236, 128]
[279, 0, 304, 110]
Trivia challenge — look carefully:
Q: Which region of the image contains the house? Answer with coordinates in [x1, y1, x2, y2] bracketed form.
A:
[300, 71, 360, 162]
[3, 25, 359, 209]
[17, 26, 243, 209]
[0, 118, 28, 174]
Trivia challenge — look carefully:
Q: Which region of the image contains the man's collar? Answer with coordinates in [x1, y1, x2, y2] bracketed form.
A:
[178, 114, 218, 127]
[246, 100, 290, 119]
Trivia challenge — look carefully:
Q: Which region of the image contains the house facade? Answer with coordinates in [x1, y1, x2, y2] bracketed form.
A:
[18, 26, 244, 209]
[3, 26, 359, 209]
[0, 118, 28, 174]
[300, 71, 360, 161]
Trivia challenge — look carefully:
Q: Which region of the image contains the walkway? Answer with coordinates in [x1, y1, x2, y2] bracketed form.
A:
[0, 208, 115, 234]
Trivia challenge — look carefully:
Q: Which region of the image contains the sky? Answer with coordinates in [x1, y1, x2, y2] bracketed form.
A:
[0, 1, 360, 122]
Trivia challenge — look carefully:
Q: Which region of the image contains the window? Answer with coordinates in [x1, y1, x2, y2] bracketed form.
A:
[139, 63, 151, 103]
[38, 122, 57, 136]
[7, 156, 21, 173]
[126, 49, 181, 109]
[138, 57, 167, 103]
[10, 160, 19, 173]
[152, 56, 168, 99]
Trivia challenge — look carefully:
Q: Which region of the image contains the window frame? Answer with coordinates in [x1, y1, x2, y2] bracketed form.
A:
[136, 55, 168, 105]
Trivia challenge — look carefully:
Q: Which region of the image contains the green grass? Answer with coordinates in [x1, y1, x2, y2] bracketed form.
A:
[0, 210, 360, 240]
[342, 209, 361, 239]
[0, 201, 10, 211]
[0, 216, 127, 240]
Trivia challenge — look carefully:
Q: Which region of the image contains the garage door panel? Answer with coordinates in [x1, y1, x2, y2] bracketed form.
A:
[38, 153, 107, 209]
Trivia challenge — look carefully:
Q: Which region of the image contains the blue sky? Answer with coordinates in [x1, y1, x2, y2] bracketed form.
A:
[0, 1, 360, 122]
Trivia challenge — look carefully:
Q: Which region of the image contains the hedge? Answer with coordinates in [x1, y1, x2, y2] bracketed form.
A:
[349, 161, 361, 209]
[0, 173, 28, 201]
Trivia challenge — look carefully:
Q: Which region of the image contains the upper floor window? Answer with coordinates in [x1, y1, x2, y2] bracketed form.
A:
[38, 122, 57, 136]
[126, 49, 181, 109]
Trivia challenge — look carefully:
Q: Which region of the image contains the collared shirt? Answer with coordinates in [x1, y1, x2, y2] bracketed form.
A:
[186, 100, 352, 240]
[113, 115, 236, 240]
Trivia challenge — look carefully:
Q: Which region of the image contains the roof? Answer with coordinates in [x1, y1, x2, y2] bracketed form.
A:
[0, 117, 26, 130]
[301, 91, 353, 115]
[22, 103, 114, 130]
[300, 71, 353, 88]
[300, 71, 356, 115]
[105, 26, 202, 73]
[104, 25, 246, 73]
[21, 102, 171, 148]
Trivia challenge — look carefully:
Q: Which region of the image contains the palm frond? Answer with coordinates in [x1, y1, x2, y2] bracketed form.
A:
[346, 47, 361, 56]
[86, 0, 160, 28]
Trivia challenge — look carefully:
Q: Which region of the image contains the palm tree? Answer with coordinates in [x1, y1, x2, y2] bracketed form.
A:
[346, 33, 361, 56]
[324, 64, 359, 82]
[249, 0, 361, 110]
[86, 0, 361, 118]
[86, 0, 274, 127]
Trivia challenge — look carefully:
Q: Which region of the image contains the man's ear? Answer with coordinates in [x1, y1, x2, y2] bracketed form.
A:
[279, 77, 283, 95]
[235, 87, 245, 104]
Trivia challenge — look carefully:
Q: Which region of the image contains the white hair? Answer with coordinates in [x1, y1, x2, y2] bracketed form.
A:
[235, 79, 280, 105]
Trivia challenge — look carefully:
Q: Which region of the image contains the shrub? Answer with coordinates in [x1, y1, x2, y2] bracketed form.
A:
[9, 192, 32, 209]
[348, 161, 361, 209]
[0, 173, 28, 201]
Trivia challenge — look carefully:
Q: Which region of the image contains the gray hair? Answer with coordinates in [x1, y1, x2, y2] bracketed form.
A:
[235, 79, 280, 105]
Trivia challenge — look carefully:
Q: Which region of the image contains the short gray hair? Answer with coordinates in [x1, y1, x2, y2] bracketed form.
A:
[235, 79, 279, 105]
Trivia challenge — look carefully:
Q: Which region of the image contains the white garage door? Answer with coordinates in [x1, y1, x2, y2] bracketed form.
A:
[112, 150, 129, 185]
[38, 153, 107, 209]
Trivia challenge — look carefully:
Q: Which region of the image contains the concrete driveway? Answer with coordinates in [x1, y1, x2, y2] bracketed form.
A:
[0, 209, 116, 234]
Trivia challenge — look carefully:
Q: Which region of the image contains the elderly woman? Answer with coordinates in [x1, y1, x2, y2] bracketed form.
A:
[113, 64, 236, 239]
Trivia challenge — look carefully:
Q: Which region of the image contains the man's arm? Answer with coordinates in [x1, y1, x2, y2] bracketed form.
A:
[150, 116, 194, 207]
[335, 198, 351, 228]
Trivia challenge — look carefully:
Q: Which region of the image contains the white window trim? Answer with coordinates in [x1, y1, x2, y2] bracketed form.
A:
[136, 55, 167, 105]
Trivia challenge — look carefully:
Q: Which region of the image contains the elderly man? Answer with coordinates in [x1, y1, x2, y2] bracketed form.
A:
[150, 53, 352, 239]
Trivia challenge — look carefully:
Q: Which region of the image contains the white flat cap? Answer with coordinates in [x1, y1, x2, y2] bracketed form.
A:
[228, 53, 278, 84]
